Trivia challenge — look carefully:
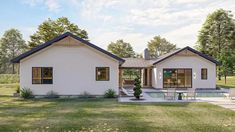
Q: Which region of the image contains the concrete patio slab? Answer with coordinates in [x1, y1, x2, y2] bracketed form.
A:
[119, 88, 235, 111]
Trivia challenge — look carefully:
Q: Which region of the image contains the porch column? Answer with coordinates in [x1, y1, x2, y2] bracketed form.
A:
[119, 69, 123, 88]
[147, 68, 152, 87]
[140, 68, 144, 87]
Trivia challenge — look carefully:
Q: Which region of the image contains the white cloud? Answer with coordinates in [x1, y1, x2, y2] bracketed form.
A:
[79, 0, 119, 22]
[21, 0, 235, 51]
[23, 0, 43, 6]
[162, 23, 201, 48]
[23, 0, 61, 12]
[44, 0, 60, 12]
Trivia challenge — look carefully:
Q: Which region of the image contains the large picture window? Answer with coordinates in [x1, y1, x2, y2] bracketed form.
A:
[32, 67, 53, 84]
[201, 68, 207, 80]
[96, 67, 109, 81]
[163, 69, 192, 88]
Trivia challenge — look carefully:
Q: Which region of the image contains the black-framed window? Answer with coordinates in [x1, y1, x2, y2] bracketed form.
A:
[163, 69, 192, 88]
[201, 68, 207, 80]
[96, 67, 109, 81]
[32, 67, 53, 84]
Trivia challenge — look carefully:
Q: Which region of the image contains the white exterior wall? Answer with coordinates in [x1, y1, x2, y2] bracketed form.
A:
[152, 55, 216, 89]
[20, 40, 119, 95]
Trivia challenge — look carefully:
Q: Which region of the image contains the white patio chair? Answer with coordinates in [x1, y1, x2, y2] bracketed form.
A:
[184, 88, 196, 100]
[224, 89, 235, 100]
[164, 88, 176, 100]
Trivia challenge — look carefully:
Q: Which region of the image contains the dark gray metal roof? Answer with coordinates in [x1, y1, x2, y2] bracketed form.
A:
[11, 32, 125, 64]
[121, 58, 155, 68]
[121, 46, 219, 68]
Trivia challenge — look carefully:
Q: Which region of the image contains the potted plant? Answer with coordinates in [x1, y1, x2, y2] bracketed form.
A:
[133, 76, 142, 99]
[13, 85, 20, 97]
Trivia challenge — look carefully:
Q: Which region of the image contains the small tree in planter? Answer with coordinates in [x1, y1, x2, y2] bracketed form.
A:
[133, 76, 142, 99]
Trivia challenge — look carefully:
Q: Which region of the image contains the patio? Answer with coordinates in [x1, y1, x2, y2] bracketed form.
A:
[118, 88, 235, 111]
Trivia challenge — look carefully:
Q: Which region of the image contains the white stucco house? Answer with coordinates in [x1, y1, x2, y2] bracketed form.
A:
[12, 32, 219, 96]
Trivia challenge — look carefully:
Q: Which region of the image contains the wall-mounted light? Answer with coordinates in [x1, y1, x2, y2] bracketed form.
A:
[193, 72, 196, 79]
[159, 72, 162, 79]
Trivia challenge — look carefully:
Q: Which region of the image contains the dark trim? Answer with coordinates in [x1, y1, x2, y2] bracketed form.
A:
[153, 46, 220, 65]
[11, 32, 125, 64]
[32, 67, 53, 84]
[119, 67, 146, 69]
[201, 68, 208, 80]
[163, 68, 192, 88]
[96, 67, 110, 81]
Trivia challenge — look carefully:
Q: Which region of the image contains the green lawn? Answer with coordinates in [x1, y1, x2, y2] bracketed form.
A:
[0, 85, 235, 132]
[217, 76, 235, 88]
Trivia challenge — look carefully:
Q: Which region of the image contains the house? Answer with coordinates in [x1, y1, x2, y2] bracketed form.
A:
[12, 32, 219, 96]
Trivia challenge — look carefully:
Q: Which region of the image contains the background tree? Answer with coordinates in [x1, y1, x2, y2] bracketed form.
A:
[220, 48, 235, 84]
[107, 39, 135, 58]
[0, 29, 27, 74]
[147, 36, 177, 58]
[107, 39, 138, 79]
[196, 9, 235, 80]
[29, 17, 88, 48]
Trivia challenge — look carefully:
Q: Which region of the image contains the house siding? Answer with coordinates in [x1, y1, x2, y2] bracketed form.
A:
[152, 55, 216, 89]
[20, 39, 119, 95]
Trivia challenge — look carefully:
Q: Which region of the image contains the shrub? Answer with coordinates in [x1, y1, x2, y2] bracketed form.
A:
[20, 88, 34, 99]
[134, 76, 142, 99]
[46, 90, 59, 98]
[104, 89, 116, 98]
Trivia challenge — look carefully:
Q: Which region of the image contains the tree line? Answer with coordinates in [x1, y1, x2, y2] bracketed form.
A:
[0, 9, 234, 82]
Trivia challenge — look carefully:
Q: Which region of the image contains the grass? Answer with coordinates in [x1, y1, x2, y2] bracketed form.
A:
[0, 85, 235, 132]
[0, 83, 18, 96]
[216, 76, 235, 88]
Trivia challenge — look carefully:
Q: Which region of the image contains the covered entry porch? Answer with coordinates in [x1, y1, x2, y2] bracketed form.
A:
[119, 58, 153, 88]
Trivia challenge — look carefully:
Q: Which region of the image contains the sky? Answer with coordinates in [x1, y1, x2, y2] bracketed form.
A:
[0, 0, 234, 53]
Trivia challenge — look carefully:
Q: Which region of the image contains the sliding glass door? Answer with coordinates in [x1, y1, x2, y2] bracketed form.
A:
[163, 69, 192, 88]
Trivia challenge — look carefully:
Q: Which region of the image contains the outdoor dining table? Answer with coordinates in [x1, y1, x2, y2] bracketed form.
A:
[160, 90, 188, 100]
[175, 91, 187, 100]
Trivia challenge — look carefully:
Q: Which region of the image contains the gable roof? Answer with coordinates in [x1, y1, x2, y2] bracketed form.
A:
[153, 46, 220, 65]
[11, 32, 125, 64]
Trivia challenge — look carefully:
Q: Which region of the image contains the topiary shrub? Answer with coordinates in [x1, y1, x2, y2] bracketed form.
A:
[46, 90, 59, 98]
[20, 88, 34, 99]
[134, 76, 142, 99]
[104, 89, 116, 98]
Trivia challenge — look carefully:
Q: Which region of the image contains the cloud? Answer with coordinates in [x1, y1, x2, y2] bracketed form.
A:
[79, 0, 120, 22]
[23, 0, 61, 12]
[21, 0, 235, 52]
[162, 23, 201, 48]
[44, 0, 60, 12]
